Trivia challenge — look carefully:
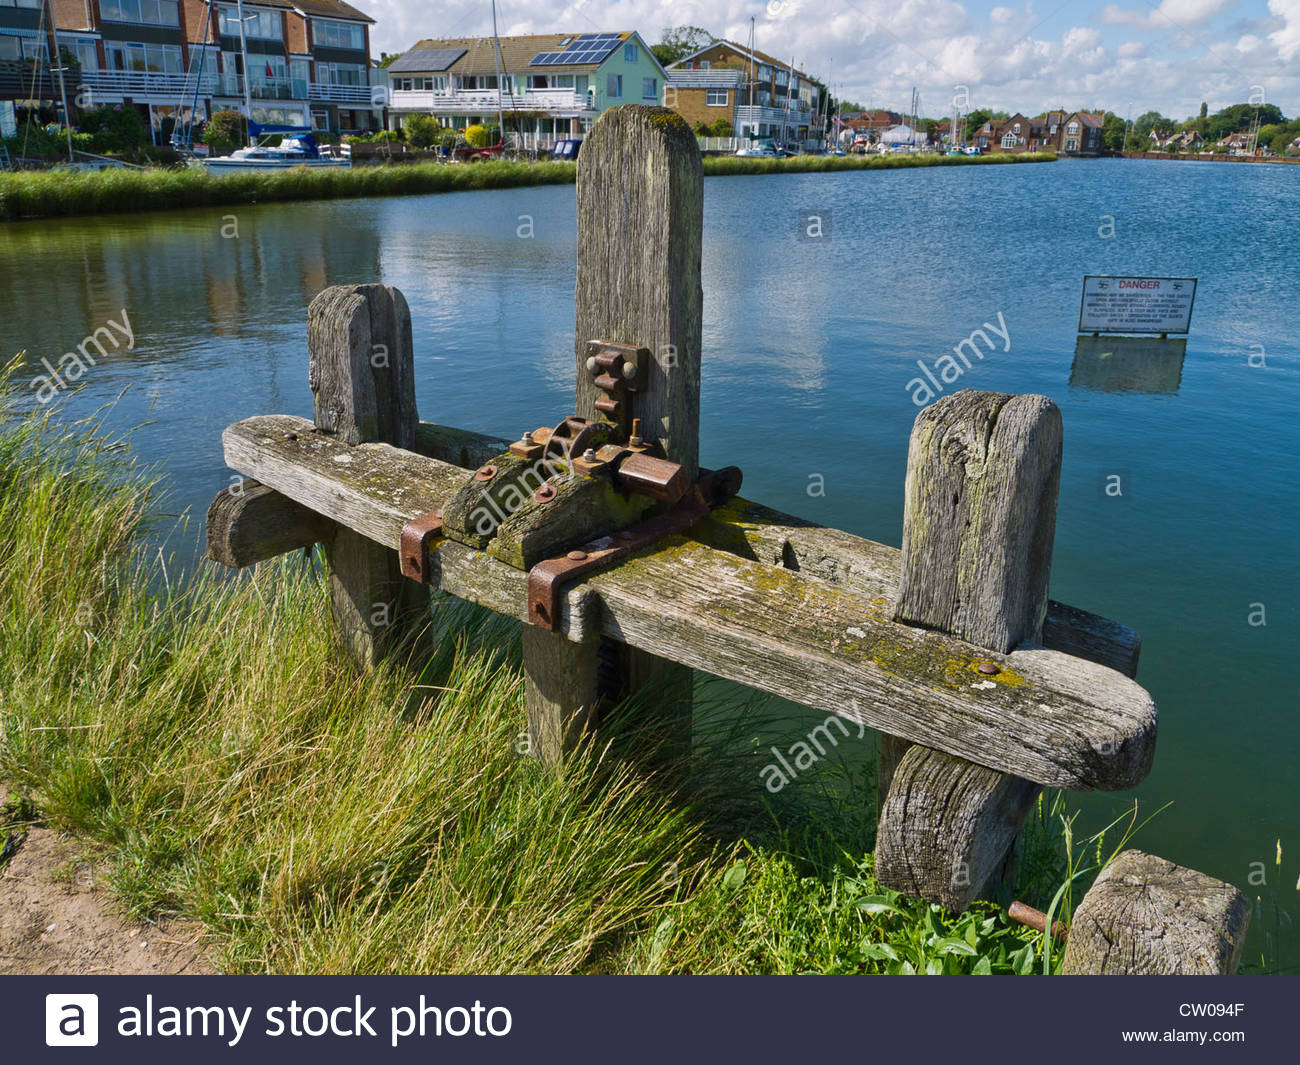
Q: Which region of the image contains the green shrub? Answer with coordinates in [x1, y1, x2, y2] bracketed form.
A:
[463, 123, 488, 147]
[200, 109, 246, 154]
[403, 114, 441, 148]
[76, 105, 148, 153]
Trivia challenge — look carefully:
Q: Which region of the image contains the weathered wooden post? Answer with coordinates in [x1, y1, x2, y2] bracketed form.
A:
[522, 105, 703, 767]
[875, 390, 1062, 909]
[1063, 850, 1250, 974]
[309, 284, 426, 667]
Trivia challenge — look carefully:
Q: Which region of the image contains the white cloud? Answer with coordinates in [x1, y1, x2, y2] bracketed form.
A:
[1270, 0, 1300, 58]
[1101, 0, 1236, 30]
[361, 1, 1299, 121]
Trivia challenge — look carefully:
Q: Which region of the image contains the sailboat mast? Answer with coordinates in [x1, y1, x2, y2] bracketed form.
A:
[234, 0, 253, 142]
[490, 0, 505, 146]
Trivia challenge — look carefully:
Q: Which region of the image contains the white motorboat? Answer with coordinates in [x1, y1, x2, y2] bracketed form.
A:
[202, 125, 350, 172]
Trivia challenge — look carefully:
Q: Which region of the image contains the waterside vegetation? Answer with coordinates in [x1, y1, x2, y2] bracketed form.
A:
[0, 151, 1052, 223]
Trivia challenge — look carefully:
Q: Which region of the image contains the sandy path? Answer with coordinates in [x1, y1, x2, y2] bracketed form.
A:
[1, 786, 217, 975]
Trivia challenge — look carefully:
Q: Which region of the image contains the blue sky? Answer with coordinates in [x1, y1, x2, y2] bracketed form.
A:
[362, 1, 1300, 120]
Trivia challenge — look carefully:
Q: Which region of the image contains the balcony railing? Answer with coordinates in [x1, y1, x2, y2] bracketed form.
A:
[735, 104, 816, 129]
[389, 87, 591, 114]
[309, 82, 372, 103]
[1, 59, 82, 101]
[56, 68, 192, 100]
[214, 74, 308, 101]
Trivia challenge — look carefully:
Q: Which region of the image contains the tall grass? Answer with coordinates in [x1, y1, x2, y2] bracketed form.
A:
[0, 366, 1073, 973]
[0, 151, 1052, 223]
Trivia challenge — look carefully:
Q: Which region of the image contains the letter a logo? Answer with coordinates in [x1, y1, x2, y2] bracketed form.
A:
[46, 994, 99, 1046]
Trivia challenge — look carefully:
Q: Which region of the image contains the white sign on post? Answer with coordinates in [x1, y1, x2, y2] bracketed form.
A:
[1078, 275, 1197, 335]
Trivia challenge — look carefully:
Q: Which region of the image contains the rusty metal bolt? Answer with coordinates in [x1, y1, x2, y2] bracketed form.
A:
[533, 484, 556, 503]
[976, 662, 1000, 675]
[629, 417, 643, 447]
[621, 359, 638, 380]
[475, 464, 498, 482]
[581, 448, 598, 462]
[567, 550, 588, 561]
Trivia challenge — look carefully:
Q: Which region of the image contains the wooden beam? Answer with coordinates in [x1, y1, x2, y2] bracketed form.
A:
[222, 413, 1157, 791]
[875, 391, 1061, 910]
[564, 105, 705, 768]
[412, 422, 1141, 678]
[307, 284, 427, 668]
[206, 480, 331, 568]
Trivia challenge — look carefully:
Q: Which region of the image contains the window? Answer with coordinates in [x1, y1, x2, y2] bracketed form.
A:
[1001, 132, 1017, 149]
[105, 40, 183, 73]
[699, 60, 709, 69]
[705, 88, 728, 107]
[1065, 138, 1078, 152]
[100, 0, 181, 26]
[316, 62, 365, 87]
[1012, 122, 1020, 133]
[456, 74, 497, 90]
[606, 73, 621, 98]
[623, 43, 637, 63]
[641, 76, 656, 99]
[313, 21, 365, 51]
[216, 4, 281, 40]
[71, 37, 99, 71]
[1067, 121, 1079, 134]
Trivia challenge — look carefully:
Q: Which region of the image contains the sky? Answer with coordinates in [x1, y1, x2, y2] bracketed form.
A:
[360, 0, 1300, 121]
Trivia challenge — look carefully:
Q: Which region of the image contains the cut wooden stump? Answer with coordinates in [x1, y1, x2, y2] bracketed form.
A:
[876, 391, 1066, 909]
[1062, 850, 1250, 974]
[308, 283, 427, 669]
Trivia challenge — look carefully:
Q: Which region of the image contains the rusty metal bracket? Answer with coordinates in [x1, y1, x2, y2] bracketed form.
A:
[526, 466, 743, 631]
[399, 510, 443, 583]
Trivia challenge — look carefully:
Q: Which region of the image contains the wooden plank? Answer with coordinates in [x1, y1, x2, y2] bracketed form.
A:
[222, 414, 1158, 790]
[206, 479, 330, 568]
[307, 285, 426, 667]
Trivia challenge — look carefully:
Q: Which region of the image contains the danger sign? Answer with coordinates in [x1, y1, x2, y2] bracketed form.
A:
[1078, 276, 1197, 335]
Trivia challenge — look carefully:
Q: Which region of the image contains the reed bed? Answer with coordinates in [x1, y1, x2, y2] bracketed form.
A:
[0, 152, 1053, 222]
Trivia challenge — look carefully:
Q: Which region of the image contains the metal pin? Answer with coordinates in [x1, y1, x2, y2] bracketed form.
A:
[567, 550, 588, 561]
[582, 448, 597, 462]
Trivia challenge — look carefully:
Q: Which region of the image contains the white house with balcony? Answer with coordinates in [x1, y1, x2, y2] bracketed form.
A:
[387, 31, 666, 148]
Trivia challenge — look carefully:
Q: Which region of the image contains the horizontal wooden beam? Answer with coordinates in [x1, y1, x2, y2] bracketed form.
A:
[206, 480, 333, 567]
[222, 414, 1157, 791]
[411, 422, 1142, 679]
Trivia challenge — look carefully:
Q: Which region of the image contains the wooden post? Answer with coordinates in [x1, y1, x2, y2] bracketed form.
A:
[308, 284, 426, 669]
[522, 105, 703, 768]
[875, 390, 1062, 910]
[1062, 850, 1250, 974]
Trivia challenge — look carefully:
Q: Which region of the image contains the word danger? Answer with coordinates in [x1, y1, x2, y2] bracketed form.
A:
[115, 995, 511, 1047]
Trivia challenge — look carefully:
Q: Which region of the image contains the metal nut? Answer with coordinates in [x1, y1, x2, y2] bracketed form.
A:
[582, 448, 598, 462]
[475, 464, 498, 482]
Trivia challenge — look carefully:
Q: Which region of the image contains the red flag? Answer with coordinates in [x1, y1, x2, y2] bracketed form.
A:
[265, 61, 274, 78]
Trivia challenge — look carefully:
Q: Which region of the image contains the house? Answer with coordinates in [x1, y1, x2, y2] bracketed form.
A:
[387, 32, 665, 146]
[662, 64, 742, 133]
[1151, 128, 1201, 151]
[1217, 131, 1253, 154]
[2, 0, 79, 140]
[1056, 111, 1103, 155]
[666, 39, 825, 150]
[47, 0, 383, 141]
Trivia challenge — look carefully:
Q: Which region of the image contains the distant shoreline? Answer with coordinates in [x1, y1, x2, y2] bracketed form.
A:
[0, 152, 1054, 224]
[1120, 151, 1300, 165]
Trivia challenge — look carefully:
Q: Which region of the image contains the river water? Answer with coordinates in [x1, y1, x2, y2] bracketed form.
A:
[2, 158, 1297, 971]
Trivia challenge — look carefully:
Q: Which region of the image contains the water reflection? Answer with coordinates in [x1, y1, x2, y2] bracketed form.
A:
[1070, 335, 1187, 395]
